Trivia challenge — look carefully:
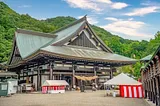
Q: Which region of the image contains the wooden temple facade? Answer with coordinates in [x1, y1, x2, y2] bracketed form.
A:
[141, 46, 160, 106]
[8, 16, 136, 91]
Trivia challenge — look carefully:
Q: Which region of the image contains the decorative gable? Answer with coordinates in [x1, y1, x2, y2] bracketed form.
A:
[68, 30, 97, 49]
[50, 16, 113, 53]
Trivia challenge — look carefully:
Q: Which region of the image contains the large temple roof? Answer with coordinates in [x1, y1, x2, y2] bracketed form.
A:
[40, 45, 136, 63]
[15, 29, 57, 58]
[8, 16, 137, 68]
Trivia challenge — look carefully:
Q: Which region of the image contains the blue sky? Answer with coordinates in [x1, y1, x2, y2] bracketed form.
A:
[1, 0, 160, 41]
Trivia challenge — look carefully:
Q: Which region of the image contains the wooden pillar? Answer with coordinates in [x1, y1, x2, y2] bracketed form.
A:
[49, 62, 54, 80]
[17, 72, 20, 81]
[143, 71, 147, 98]
[151, 80, 154, 102]
[151, 62, 155, 103]
[153, 60, 157, 105]
[22, 69, 24, 80]
[156, 76, 160, 106]
[26, 67, 30, 84]
[31, 70, 34, 83]
[72, 65, 77, 88]
[149, 67, 152, 101]
[145, 82, 147, 98]
[110, 68, 114, 79]
[37, 66, 40, 91]
[148, 81, 150, 99]
[40, 69, 42, 87]
[149, 80, 152, 101]
[26, 71, 29, 84]
[158, 76, 160, 106]
[147, 81, 149, 99]
[146, 74, 148, 99]
[147, 81, 150, 99]
[147, 69, 150, 100]
[146, 83, 148, 98]
[153, 78, 157, 104]
[152, 79, 155, 103]
[155, 77, 159, 106]
[59, 75, 61, 80]
[94, 66, 98, 84]
[153, 66, 156, 104]
[146, 81, 148, 99]
[149, 81, 152, 101]
[148, 81, 151, 100]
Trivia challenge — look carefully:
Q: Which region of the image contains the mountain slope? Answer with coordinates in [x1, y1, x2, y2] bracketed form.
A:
[0, 2, 57, 62]
[0, 1, 159, 64]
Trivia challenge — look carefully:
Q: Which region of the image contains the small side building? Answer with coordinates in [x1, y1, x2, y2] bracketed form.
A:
[42, 80, 69, 94]
[141, 46, 160, 106]
[0, 71, 18, 96]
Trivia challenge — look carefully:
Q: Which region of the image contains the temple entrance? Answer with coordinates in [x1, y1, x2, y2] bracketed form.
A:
[63, 75, 72, 86]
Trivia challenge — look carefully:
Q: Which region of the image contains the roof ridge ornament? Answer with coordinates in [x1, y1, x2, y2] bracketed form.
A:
[84, 14, 87, 21]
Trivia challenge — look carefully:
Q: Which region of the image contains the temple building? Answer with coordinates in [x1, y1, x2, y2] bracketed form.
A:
[8, 16, 136, 90]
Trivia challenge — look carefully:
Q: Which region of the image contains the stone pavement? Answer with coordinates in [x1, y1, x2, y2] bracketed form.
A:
[144, 99, 156, 106]
[0, 90, 150, 106]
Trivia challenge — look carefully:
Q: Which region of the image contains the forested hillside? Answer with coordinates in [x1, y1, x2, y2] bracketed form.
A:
[0, 2, 160, 78]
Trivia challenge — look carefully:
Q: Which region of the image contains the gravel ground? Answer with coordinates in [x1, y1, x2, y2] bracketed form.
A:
[0, 90, 149, 106]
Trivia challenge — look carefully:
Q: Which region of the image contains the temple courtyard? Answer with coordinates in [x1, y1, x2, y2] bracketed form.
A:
[0, 91, 150, 106]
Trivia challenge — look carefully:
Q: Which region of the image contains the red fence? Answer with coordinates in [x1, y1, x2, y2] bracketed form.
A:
[42, 86, 65, 93]
[119, 85, 144, 98]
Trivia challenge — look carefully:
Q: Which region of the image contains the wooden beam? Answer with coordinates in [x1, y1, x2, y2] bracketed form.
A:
[41, 72, 94, 75]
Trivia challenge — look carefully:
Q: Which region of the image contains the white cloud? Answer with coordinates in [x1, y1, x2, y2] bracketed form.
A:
[128, 18, 133, 21]
[39, 18, 47, 20]
[95, 0, 112, 4]
[141, 1, 160, 6]
[141, 2, 152, 6]
[64, 0, 129, 12]
[64, 0, 102, 12]
[101, 18, 152, 38]
[78, 15, 98, 24]
[105, 17, 119, 21]
[111, 2, 128, 9]
[18, 5, 31, 8]
[125, 6, 160, 16]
